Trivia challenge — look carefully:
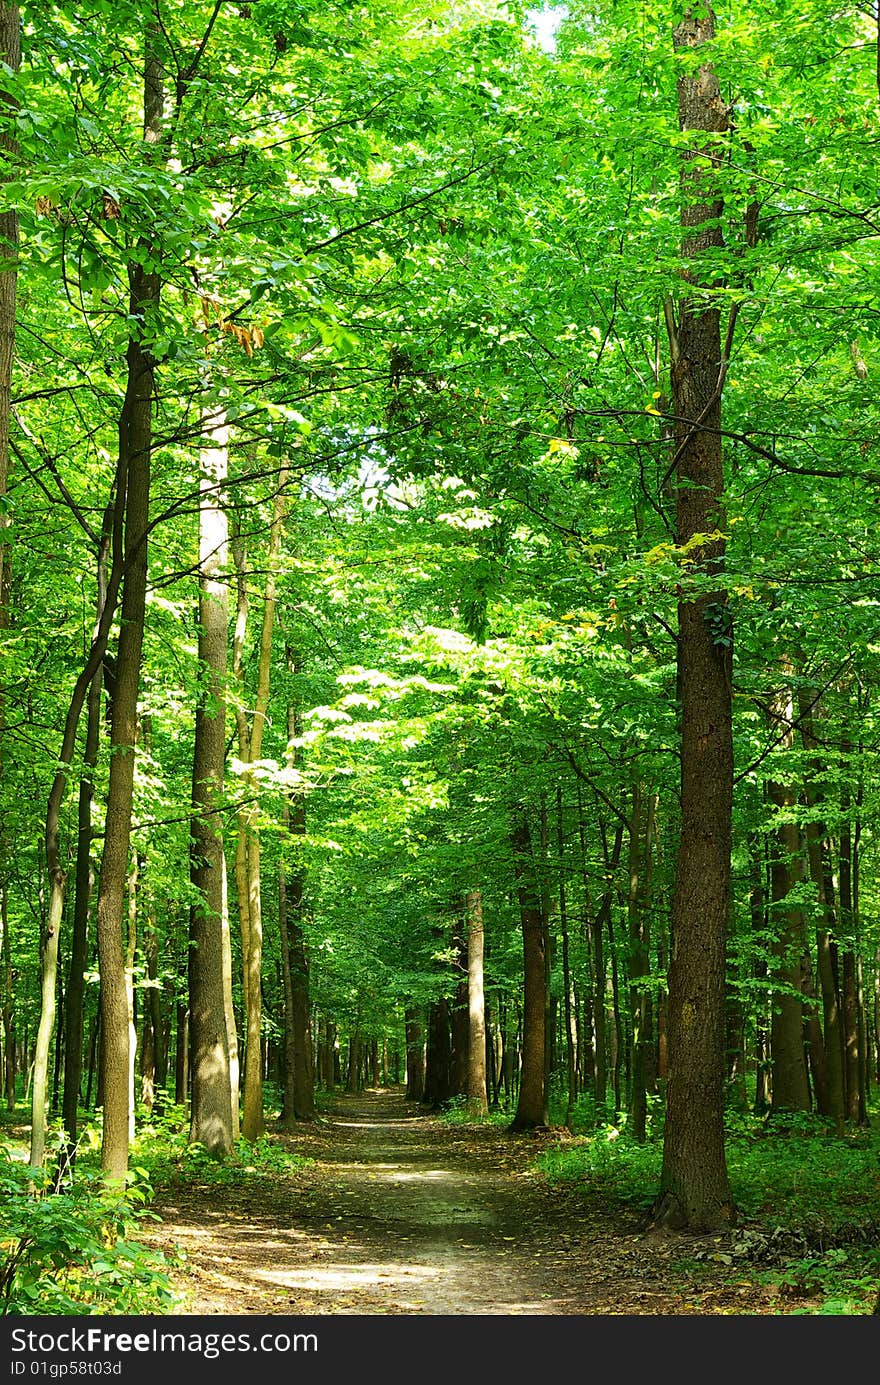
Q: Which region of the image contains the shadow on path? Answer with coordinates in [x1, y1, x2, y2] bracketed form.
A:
[150, 1088, 777, 1315]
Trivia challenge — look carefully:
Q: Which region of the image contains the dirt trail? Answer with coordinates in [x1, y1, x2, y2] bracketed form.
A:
[150, 1089, 786, 1315]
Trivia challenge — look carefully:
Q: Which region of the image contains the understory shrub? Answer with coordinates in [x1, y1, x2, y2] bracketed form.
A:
[0, 1149, 179, 1315]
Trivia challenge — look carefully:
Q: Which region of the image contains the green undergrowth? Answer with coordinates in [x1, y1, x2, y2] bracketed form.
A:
[537, 1105, 880, 1314]
[0, 1145, 180, 1316]
[131, 1111, 314, 1190]
[1, 1105, 312, 1314]
[438, 1095, 513, 1126]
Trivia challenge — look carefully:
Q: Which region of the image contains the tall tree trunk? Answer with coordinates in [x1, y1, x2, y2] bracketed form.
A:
[322, 1019, 337, 1090]
[174, 931, 188, 1108]
[404, 1006, 425, 1102]
[465, 889, 488, 1115]
[62, 502, 112, 1162]
[839, 803, 863, 1123]
[540, 799, 557, 1109]
[556, 789, 577, 1123]
[449, 918, 469, 1098]
[29, 893, 59, 1172]
[422, 997, 451, 1107]
[30, 279, 133, 1172]
[278, 695, 315, 1124]
[125, 856, 139, 1144]
[96, 373, 151, 1182]
[346, 1024, 362, 1094]
[607, 899, 623, 1116]
[0, 4, 19, 1123]
[770, 692, 814, 1113]
[581, 813, 624, 1106]
[628, 788, 656, 1143]
[220, 852, 239, 1138]
[748, 831, 770, 1114]
[231, 467, 287, 1142]
[799, 691, 846, 1129]
[852, 794, 869, 1123]
[656, 2, 735, 1231]
[95, 16, 165, 1187]
[188, 405, 234, 1157]
[510, 815, 548, 1131]
[277, 840, 297, 1128]
[1, 887, 13, 1106]
[140, 908, 159, 1111]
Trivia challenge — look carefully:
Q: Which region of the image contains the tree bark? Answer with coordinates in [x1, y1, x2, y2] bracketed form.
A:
[96, 25, 163, 1182]
[422, 997, 451, 1107]
[838, 801, 864, 1123]
[278, 694, 314, 1124]
[656, 2, 735, 1230]
[449, 919, 469, 1098]
[346, 1027, 362, 1094]
[510, 815, 548, 1131]
[628, 788, 657, 1142]
[231, 466, 287, 1142]
[1, 887, 13, 1106]
[124, 856, 139, 1144]
[404, 1006, 425, 1102]
[556, 790, 577, 1123]
[465, 889, 488, 1115]
[140, 908, 159, 1111]
[767, 692, 811, 1115]
[188, 404, 234, 1157]
[62, 498, 113, 1162]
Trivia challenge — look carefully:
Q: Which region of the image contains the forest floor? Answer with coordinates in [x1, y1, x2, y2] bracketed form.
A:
[148, 1088, 814, 1315]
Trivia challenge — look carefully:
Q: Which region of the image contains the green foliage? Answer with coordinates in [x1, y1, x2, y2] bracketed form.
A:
[0, 1151, 179, 1316]
[539, 1128, 661, 1209]
[538, 1113, 880, 1313]
[766, 1248, 880, 1315]
[2, 0, 880, 1297]
[438, 1095, 512, 1126]
[130, 1112, 313, 1190]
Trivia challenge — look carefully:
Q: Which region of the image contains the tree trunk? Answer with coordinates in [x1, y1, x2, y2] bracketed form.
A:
[277, 846, 297, 1128]
[853, 803, 869, 1122]
[28, 901, 59, 1171]
[124, 856, 139, 1145]
[422, 997, 451, 1107]
[285, 694, 315, 1120]
[140, 904, 160, 1112]
[656, 2, 735, 1231]
[1, 887, 13, 1106]
[607, 895, 623, 1117]
[628, 788, 656, 1143]
[346, 1029, 361, 1094]
[231, 467, 287, 1142]
[404, 1006, 425, 1102]
[554, 790, 577, 1123]
[510, 815, 548, 1131]
[188, 405, 234, 1156]
[806, 836, 845, 1124]
[323, 1020, 337, 1090]
[449, 919, 469, 1098]
[62, 504, 112, 1162]
[838, 777, 864, 1123]
[768, 770, 811, 1113]
[465, 889, 488, 1115]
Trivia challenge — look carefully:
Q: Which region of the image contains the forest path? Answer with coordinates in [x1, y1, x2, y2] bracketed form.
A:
[150, 1089, 774, 1315]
